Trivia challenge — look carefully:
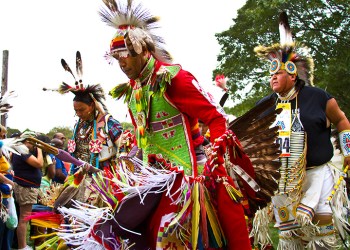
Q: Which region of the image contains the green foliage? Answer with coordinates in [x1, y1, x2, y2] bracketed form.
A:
[215, 0, 350, 116]
[47, 126, 74, 141]
[6, 127, 21, 138]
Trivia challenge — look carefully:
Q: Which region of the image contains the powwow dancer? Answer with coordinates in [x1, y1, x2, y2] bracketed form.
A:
[252, 11, 350, 249]
[97, 0, 281, 249]
[45, 51, 123, 174]
[27, 2, 283, 249]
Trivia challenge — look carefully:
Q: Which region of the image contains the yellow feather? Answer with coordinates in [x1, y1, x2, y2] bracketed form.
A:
[34, 235, 60, 250]
[204, 189, 225, 247]
[168, 194, 192, 228]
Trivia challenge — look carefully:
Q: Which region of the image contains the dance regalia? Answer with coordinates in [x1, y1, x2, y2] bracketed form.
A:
[29, 57, 274, 250]
[69, 113, 123, 173]
[108, 55, 253, 249]
[27, 65, 282, 250]
[251, 12, 350, 250]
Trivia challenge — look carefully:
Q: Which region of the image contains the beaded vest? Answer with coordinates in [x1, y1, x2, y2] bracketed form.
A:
[128, 60, 194, 174]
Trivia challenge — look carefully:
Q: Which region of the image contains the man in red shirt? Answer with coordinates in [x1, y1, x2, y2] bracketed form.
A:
[100, 0, 252, 249]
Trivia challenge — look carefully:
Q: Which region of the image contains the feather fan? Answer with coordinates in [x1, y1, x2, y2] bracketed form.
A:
[227, 97, 283, 213]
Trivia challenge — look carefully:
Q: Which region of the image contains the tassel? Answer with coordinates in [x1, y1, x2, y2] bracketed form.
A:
[222, 178, 243, 202]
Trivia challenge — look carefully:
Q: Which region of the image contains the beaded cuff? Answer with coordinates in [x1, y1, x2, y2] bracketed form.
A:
[339, 130, 350, 157]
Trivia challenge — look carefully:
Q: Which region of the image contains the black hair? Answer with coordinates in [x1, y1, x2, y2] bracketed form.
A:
[295, 77, 306, 92]
[36, 134, 51, 143]
[73, 92, 94, 105]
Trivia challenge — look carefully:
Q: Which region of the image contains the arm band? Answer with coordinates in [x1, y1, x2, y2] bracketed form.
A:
[339, 130, 350, 157]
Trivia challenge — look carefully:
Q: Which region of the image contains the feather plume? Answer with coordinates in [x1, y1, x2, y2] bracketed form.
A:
[254, 12, 314, 86]
[279, 11, 293, 45]
[126, 28, 144, 55]
[76, 51, 83, 78]
[0, 138, 29, 157]
[61, 59, 76, 81]
[109, 82, 133, 103]
[58, 82, 75, 94]
[99, 0, 172, 63]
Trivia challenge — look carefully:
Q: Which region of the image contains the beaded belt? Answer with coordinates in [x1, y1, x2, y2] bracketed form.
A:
[150, 114, 182, 132]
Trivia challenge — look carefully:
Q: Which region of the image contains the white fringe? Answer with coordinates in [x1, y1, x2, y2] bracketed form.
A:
[277, 230, 304, 250]
[250, 206, 273, 248]
[304, 233, 340, 250]
[56, 200, 125, 249]
[328, 159, 350, 240]
[294, 212, 320, 238]
[112, 157, 187, 212]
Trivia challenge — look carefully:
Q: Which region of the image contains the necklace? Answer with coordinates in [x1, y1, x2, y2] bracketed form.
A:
[277, 86, 297, 101]
[78, 119, 93, 139]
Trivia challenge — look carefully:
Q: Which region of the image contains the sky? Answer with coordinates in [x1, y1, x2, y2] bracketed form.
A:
[0, 0, 246, 133]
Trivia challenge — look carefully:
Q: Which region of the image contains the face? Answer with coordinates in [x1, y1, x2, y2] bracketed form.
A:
[73, 101, 94, 121]
[270, 70, 296, 95]
[113, 50, 148, 80]
[199, 122, 209, 135]
[54, 133, 66, 143]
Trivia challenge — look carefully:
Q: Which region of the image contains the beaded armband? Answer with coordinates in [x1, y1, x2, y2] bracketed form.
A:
[339, 130, 350, 157]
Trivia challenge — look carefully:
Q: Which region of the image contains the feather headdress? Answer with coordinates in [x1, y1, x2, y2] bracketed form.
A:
[254, 12, 314, 86]
[43, 51, 108, 112]
[99, 0, 172, 63]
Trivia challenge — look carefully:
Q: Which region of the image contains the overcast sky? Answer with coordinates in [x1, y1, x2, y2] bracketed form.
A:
[0, 0, 246, 133]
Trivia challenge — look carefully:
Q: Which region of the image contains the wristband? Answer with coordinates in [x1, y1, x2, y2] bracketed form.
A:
[339, 130, 350, 157]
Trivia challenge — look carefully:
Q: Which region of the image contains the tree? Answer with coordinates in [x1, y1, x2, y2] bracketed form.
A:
[47, 126, 74, 140]
[215, 0, 350, 117]
[6, 127, 21, 138]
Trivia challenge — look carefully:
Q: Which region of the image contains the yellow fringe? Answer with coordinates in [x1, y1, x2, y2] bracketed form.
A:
[224, 182, 243, 202]
[35, 235, 60, 250]
[31, 232, 58, 239]
[204, 186, 225, 247]
[191, 182, 200, 250]
[31, 219, 61, 229]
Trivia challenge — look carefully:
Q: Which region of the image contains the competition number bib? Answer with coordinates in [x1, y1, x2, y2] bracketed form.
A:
[274, 103, 291, 157]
